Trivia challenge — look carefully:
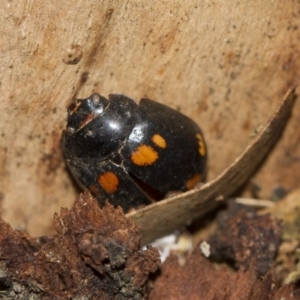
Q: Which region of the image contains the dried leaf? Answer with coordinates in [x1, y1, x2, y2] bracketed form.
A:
[128, 87, 297, 245]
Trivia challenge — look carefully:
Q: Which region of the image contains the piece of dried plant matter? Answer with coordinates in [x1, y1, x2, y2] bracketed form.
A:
[260, 188, 300, 284]
[0, 191, 160, 299]
[208, 202, 281, 276]
[149, 245, 300, 300]
[128, 86, 297, 245]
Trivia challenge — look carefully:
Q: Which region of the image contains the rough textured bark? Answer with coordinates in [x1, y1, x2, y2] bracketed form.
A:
[0, 192, 160, 299]
[1, 1, 300, 236]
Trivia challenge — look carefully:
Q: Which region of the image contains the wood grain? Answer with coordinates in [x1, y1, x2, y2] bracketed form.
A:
[0, 1, 299, 236]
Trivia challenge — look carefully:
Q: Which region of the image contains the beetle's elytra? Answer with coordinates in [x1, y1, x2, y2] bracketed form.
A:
[62, 93, 207, 212]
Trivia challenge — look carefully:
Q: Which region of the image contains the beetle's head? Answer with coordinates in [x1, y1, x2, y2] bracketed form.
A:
[62, 93, 137, 161]
[65, 93, 109, 134]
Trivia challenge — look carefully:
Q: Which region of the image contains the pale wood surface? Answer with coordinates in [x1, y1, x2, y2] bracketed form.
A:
[0, 1, 300, 236]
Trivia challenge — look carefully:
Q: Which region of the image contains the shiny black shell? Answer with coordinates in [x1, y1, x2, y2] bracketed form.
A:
[62, 93, 207, 212]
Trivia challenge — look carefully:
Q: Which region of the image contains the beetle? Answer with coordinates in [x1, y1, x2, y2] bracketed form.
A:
[61, 93, 207, 212]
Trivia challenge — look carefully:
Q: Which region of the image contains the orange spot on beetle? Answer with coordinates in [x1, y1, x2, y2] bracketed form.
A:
[185, 173, 202, 190]
[98, 172, 119, 194]
[196, 133, 206, 156]
[151, 134, 167, 148]
[131, 145, 158, 166]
